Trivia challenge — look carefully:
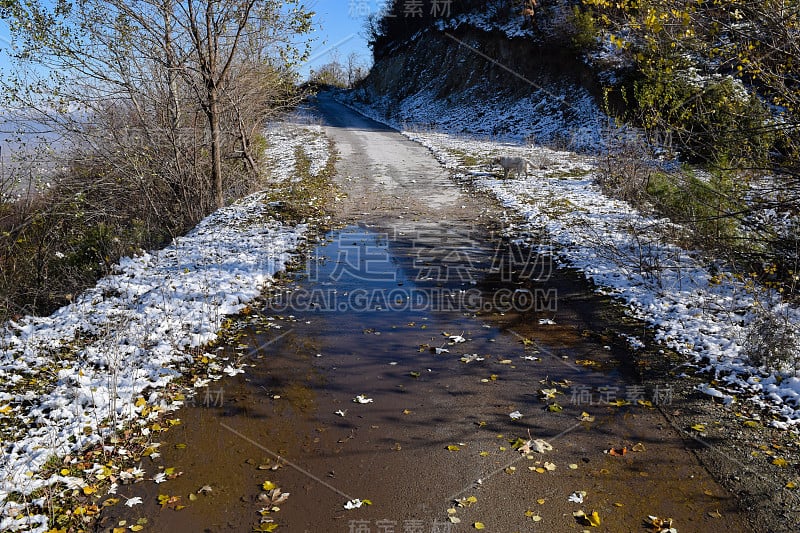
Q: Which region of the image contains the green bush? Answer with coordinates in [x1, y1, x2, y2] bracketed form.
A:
[646, 168, 744, 246]
[635, 71, 774, 166]
[568, 7, 600, 52]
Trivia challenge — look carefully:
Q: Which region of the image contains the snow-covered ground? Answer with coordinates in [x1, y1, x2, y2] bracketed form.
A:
[340, 93, 800, 429]
[0, 120, 330, 532]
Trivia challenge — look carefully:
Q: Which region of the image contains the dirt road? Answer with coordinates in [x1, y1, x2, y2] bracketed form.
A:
[96, 94, 754, 532]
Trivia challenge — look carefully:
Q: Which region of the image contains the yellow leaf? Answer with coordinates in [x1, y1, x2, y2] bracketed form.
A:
[113, 528, 126, 533]
[134, 397, 146, 408]
[165, 467, 176, 476]
[569, 463, 579, 469]
[637, 399, 653, 407]
[60, 468, 70, 476]
[253, 524, 279, 532]
[83, 486, 97, 495]
[479, 451, 490, 457]
[536, 498, 546, 504]
[691, 423, 706, 432]
[102, 498, 119, 507]
[743, 420, 759, 428]
[474, 522, 485, 530]
[786, 481, 797, 489]
[262, 480, 278, 490]
[773, 458, 788, 467]
[609, 399, 629, 407]
[447, 445, 460, 451]
[547, 403, 563, 412]
[0, 405, 12, 414]
[588, 511, 601, 526]
[402, 409, 412, 415]
[130, 526, 144, 532]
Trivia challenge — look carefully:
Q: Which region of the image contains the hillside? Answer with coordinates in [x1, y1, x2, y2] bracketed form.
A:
[356, 1, 609, 150]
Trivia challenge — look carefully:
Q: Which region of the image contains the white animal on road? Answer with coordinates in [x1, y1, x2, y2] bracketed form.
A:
[491, 156, 533, 179]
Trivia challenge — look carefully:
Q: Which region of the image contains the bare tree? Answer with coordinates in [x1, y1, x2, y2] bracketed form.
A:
[0, 0, 313, 208]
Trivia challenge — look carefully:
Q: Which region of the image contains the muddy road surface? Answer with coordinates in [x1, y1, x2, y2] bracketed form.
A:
[96, 94, 753, 532]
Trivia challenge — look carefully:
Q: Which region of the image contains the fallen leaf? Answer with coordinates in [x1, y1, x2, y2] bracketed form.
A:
[573, 510, 601, 527]
[708, 510, 723, 518]
[455, 495, 477, 507]
[353, 395, 373, 404]
[540, 388, 558, 400]
[448, 516, 461, 524]
[447, 445, 461, 451]
[691, 423, 706, 432]
[568, 491, 586, 504]
[632, 442, 646, 452]
[544, 462, 557, 471]
[607, 446, 627, 457]
[645, 515, 675, 531]
[473, 523, 485, 530]
[262, 481, 277, 491]
[608, 399, 629, 407]
[547, 403, 563, 412]
[569, 463, 579, 469]
[344, 499, 364, 510]
[536, 498, 546, 504]
[579, 412, 595, 422]
[509, 410, 523, 420]
[772, 457, 788, 467]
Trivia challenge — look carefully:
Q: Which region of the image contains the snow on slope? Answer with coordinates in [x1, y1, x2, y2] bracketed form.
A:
[341, 92, 800, 428]
[0, 120, 329, 532]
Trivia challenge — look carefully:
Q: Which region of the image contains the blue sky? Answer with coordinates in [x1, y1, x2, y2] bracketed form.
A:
[303, 0, 384, 78]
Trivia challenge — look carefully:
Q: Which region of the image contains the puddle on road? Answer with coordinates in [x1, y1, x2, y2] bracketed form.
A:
[96, 225, 749, 532]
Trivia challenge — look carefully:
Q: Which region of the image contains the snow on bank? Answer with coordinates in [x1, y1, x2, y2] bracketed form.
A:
[340, 93, 800, 427]
[352, 80, 606, 153]
[0, 117, 328, 530]
[264, 111, 330, 182]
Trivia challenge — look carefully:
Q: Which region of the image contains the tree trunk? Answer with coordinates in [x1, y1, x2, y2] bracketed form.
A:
[209, 96, 223, 208]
